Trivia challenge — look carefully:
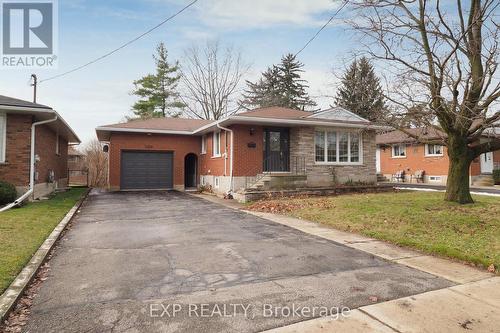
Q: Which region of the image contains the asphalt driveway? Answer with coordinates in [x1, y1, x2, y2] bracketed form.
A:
[24, 191, 452, 333]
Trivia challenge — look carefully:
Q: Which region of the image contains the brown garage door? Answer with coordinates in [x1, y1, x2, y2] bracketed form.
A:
[120, 151, 173, 190]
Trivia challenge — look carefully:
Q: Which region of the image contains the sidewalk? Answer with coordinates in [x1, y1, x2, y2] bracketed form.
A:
[192, 193, 499, 333]
[380, 182, 500, 196]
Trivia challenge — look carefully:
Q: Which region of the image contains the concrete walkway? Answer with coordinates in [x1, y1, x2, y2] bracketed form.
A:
[194, 194, 498, 333]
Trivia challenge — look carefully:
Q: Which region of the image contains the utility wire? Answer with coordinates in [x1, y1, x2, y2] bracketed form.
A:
[40, 0, 199, 83]
[294, 0, 348, 57]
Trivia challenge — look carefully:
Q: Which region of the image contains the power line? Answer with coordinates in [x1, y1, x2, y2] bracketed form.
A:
[294, 0, 348, 57]
[40, 0, 199, 83]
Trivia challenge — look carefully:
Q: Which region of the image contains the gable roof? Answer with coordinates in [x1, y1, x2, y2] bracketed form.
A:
[306, 107, 370, 123]
[237, 107, 311, 119]
[376, 128, 446, 145]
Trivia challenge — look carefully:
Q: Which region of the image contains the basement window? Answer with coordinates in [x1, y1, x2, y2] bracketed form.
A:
[429, 176, 442, 182]
[214, 176, 220, 188]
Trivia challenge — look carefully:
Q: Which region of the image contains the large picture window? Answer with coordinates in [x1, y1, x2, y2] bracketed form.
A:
[315, 130, 362, 164]
[0, 113, 5, 163]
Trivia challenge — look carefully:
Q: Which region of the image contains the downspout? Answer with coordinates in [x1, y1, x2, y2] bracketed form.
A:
[216, 123, 234, 194]
[0, 116, 58, 213]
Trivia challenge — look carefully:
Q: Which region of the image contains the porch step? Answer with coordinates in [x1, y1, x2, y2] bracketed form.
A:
[472, 174, 495, 187]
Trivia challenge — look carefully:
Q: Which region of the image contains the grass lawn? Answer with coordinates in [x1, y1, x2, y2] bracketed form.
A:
[0, 188, 87, 294]
[247, 191, 500, 272]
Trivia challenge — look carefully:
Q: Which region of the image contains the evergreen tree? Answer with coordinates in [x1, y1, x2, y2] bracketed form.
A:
[334, 57, 385, 121]
[131, 42, 185, 119]
[241, 53, 316, 110]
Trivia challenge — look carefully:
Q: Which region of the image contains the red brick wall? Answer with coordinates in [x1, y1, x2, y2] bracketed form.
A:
[199, 130, 228, 176]
[0, 114, 69, 188]
[108, 132, 201, 189]
[232, 125, 263, 177]
[494, 150, 500, 164]
[0, 114, 31, 186]
[35, 124, 68, 184]
[199, 125, 264, 177]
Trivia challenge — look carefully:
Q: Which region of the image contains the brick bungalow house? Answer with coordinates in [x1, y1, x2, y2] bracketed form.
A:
[0, 95, 80, 203]
[96, 107, 381, 199]
[376, 128, 500, 186]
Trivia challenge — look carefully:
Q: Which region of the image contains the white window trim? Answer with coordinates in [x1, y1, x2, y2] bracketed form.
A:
[424, 144, 444, 157]
[391, 144, 407, 159]
[0, 113, 6, 163]
[314, 130, 363, 165]
[212, 131, 221, 158]
[201, 135, 207, 154]
[214, 176, 220, 188]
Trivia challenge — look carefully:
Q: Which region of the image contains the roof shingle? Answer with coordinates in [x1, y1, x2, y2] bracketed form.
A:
[0, 95, 51, 109]
[102, 117, 212, 132]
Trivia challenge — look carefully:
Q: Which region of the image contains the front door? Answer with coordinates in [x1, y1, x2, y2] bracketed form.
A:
[480, 152, 494, 174]
[263, 128, 290, 172]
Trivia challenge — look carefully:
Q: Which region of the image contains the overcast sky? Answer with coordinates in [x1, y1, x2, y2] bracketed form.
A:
[1, 0, 360, 143]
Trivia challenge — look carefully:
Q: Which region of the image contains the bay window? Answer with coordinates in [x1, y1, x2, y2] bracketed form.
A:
[315, 130, 362, 164]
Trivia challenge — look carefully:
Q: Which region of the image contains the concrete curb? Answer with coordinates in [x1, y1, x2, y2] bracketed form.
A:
[0, 188, 90, 322]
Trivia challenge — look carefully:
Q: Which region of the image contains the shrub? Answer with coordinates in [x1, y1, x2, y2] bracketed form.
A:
[493, 169, 500, 185]
[0, 181, 17, 205]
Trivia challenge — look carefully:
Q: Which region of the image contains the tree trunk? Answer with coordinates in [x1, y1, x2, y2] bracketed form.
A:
[445, 136, 474, 204]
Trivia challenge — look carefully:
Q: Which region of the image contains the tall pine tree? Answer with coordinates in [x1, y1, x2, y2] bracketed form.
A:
[131, 42, 185, 119]
[334, 57, 385, 121]
[241, 53, 316, 110]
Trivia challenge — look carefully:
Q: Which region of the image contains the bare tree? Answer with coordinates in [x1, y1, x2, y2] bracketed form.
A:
[180, 41, 249, 120]
[83, 139, 108, 188]
[347, 0, 500, 204]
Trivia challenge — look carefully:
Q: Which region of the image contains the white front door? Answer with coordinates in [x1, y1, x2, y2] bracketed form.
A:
[480, 152, 494, 174]
[376, 148, 381, 173]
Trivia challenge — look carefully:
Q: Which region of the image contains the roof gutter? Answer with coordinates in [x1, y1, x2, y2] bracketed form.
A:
[0, 116, 58, 213]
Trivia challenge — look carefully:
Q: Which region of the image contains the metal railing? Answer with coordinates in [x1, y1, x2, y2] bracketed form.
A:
[243, 156, 307, 190]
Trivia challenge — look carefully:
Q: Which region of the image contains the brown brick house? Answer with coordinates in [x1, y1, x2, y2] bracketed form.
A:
[376, 128, 500, 186]
[96, 107, 382, 200]
[0, 95, 80, 200]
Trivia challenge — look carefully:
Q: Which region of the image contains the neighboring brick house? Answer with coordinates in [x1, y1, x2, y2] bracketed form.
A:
[96, 107, 381, 200]
[376, 128, 499, 185]
[0, 95, 80, 199]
